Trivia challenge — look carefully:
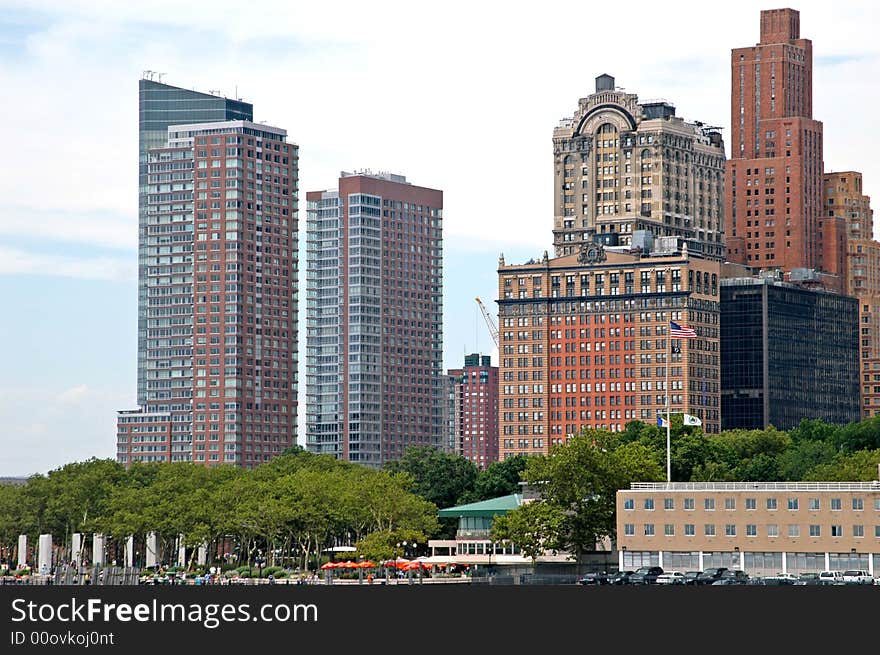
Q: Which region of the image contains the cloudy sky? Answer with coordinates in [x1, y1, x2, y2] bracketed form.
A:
[0, 0, 877, 475]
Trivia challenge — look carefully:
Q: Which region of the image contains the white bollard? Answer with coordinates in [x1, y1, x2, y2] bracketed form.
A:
[125, 536, 134, 568]
[38, 534, 52, 576]
[17, 535, 27, 569]
[93, 534, 105, 566]
[146, 532, 158, 568]
[71, 533, 82, 566]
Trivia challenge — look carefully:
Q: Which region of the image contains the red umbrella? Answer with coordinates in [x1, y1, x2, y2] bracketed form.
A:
[340, 561, 359, 569]
[320, 561, 339, 570]
[357, 561, 376, 568]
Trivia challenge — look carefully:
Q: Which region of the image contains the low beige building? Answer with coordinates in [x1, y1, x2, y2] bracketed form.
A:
[617, 481, 880, 577]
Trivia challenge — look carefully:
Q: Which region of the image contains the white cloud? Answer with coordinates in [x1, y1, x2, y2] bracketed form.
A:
[57, 384, 90, 403]
[0, 246, 136, 281]
[0, 206, 134, 250]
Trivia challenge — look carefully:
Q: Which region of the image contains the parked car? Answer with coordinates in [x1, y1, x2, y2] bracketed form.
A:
[630, 566, 664, 585]
[841, 570, 873, 585]
[795, 572, 820, 586]
[656, 571, 687, 585]
[683, 570, 702, 586]
[718, 569, 750, 584]
[818, 570, 845, 586]
[695, 567, 728, 585]
[578, 571, 610, 585]
[608, 570, 635, 585]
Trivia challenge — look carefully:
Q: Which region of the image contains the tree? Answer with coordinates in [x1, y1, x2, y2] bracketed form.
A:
[461, 455, 530, 503]
[522, 430, 663, 563]
[384, 447, 478, 510]
[491, 501, 565, 564]
[803, 449, 880, 481]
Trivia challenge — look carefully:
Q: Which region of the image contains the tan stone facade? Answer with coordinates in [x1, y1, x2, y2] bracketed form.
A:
[617, 482, 880, 576]
[552, 75, 725, 260]
[497, 243, 720, 460]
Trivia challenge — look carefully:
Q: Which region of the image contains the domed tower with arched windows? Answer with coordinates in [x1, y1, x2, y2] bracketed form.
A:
[552, 75, 727, 260]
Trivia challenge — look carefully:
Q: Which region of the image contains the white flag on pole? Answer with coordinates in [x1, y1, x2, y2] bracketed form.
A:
[683, 414, 702, 426]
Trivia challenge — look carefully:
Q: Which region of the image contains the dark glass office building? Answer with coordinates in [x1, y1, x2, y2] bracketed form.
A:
[721, 277, 859, 430]
[136, 78, 252, 403]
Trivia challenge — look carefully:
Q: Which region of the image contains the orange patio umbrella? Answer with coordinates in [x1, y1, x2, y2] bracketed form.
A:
[320, 561, 339, 570]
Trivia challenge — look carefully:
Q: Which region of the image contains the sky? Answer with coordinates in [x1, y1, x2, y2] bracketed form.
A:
[0, 0, 877, 476]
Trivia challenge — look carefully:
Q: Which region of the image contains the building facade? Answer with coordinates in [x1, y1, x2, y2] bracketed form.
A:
[720, 276, 859, 430]
[617, 482, 880, 577]
[305, 172, 444, 466]
[447, 354, 499, 469]
[117, 116, 299, 467]
[822, 172, 880, 418]
[552, 74, 726, 260]
[497, 238, 721, 460]
[726, 8, 825, 275]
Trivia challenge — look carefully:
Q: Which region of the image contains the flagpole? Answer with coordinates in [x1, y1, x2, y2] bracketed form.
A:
[666, 325, 671, 485]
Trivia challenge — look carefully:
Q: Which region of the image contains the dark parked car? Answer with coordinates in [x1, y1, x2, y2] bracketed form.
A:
[717, 569, 750, 584]
[608, 570, 635, 585]
[629, 566, 664, 585]
[683, 570, 702, 586]
[578, 572, 610, 585]
[695, 567, 728, 585]
[795, 573, 820, 586]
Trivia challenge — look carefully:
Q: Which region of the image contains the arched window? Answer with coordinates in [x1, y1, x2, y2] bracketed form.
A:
[641, 148, 652, 159]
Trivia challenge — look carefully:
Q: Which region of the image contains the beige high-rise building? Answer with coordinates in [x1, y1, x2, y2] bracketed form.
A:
[823, 171, 880, 418]
[552, 74, 726, 260]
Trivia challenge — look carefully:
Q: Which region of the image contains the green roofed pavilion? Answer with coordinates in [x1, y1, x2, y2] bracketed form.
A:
[437, 494, 523, 518]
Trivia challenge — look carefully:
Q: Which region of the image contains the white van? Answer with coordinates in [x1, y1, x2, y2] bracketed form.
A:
[841, 570, 873, 585]
[818, 570, 844, 585]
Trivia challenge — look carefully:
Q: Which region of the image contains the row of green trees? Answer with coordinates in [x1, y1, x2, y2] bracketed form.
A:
[0, 448, 438, 569]
[3, 417, 880, 570]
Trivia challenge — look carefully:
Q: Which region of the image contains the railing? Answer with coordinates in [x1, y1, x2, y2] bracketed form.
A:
[630, 481, 880, 491]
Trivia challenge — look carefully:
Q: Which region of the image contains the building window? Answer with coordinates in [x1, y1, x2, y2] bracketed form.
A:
[725, 524, 736, 537]
[746, 524, 757, 537]
[853, 525, 864, 538]
[875, 525, 880, 538]
[684, 524, 695, 536]
[766, 498, 778, 511]
[767, 524, 779, 537]
[644, 524, 655, 536]
[664, 498, 674, 510]
[684, 498, 695, 510]
[624, 498, 634, 510]
[705, 498, 715, 511]
[644, 498, 654, 510]
[664, 524, 675, 536]
[874, 499, 880, 511]
[725, 498, 736, 510]
[809, 498, 820, 511]
[788, 524, 800, 537]
[853, 498, 864, 511]
[624, 523, 635, 536]
[809, 525, 820, 537]
[787, 498, 798, 510]
[831, 498, 842, 511]
[745, 498, 756, 510]
[831, 525, 843, 537]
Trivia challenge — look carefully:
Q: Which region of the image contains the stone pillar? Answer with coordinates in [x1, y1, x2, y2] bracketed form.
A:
[618, 549, 624, 572]
[145, 532, 159, 568]
[824, 552, 830, 572]
[17, 535, 27, 569]
[698, 551, 704, 572]
[781, 551, 787, 574]
[178, 535, 186, 568]
[197, 543, 207, 566]
[38, 534, 52, 575]
[71, 533, 82, 566]
[93, 534, 105, 566]
[739, 549, 745, 572]
[125, 536, 134, 568]
[658, 551, 663, 570]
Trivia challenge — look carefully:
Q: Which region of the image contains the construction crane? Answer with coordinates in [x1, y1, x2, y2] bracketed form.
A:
[475, 297, 499, 348]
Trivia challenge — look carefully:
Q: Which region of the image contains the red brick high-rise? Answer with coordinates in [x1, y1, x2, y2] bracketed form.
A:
[447, 354, 499, 469]
[305, 172, 444, 466]
[726, 8, 824, 276]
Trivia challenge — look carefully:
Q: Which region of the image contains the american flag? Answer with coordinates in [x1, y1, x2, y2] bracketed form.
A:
[670, 321, 697, 339]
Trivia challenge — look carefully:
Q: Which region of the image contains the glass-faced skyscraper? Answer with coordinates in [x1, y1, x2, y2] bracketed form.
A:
[137, 78, 253, 404]
[118, 78, 298, 467]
